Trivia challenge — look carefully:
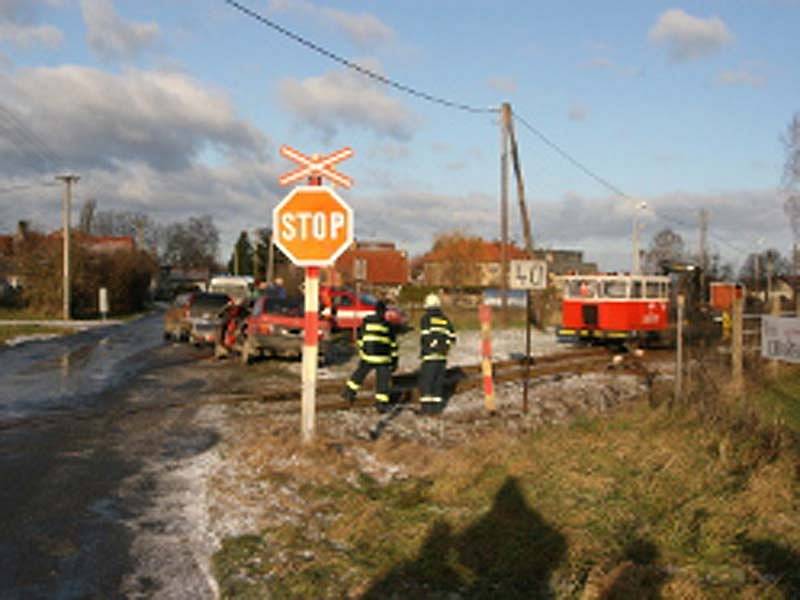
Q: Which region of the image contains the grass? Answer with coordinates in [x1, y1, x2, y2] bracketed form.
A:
[0, 324, 72, 345]
[212, 371, 800, 599]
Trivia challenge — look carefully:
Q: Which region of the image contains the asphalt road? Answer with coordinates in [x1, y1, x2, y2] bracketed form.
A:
[0, 312, 221, 599]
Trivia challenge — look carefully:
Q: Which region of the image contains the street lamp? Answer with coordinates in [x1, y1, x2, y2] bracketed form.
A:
[632, 201, 648, 274]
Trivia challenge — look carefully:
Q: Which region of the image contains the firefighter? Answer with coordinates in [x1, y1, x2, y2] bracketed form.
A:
[419, 293, 456, 414]
[343, 300, 398, 413]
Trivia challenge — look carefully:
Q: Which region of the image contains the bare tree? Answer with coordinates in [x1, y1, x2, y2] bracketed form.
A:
[644, 228, 686, 273]
[162, 215, 220, 271]
[78, 198, 96, 233]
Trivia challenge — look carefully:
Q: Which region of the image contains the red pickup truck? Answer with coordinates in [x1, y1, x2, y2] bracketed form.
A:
[320, 287, 408, 331]
[216, 296, 333, 365]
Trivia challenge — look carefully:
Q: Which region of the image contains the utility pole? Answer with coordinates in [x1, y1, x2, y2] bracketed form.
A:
[698, 208, 708, 302]
[632, 201, 647, 274]
[500, 103, 510, 317]
[505, 108, 534, 254]
[56, 174, 79, 321]
[253, 228, 260, 284]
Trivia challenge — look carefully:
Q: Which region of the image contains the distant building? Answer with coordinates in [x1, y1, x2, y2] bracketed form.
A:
[327, 240, 410, 289]
[420, 240, 598, 288]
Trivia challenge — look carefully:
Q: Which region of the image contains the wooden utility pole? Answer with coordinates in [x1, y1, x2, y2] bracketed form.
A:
[56, 174, 79, 321]
[253, 229, 260, 283]
[675, 294, 684, 404]
[500, 103, 510, 318]
[731, 295, 744, 397]
[505, 109, 534, 254]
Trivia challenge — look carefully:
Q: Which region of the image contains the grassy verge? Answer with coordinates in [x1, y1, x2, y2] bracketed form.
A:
[0, 324, 73, 345]
[212, 373, 800, 599]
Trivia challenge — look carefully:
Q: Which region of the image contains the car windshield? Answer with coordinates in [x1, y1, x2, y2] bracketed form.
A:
[190, 293, 230, 312]
[360, 293, 378, 305]
[265, 297, 304, 316]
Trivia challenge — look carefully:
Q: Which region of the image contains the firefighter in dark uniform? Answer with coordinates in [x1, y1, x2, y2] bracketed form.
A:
[419, 293, 456, 414]
[343, 300, 398, 412]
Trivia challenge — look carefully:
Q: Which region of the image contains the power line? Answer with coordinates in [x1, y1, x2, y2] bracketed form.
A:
[0, 102, 61, 170]
[223, 0, 498, 115]
[0, 181, 59, 195]
[513, 109, 752, 256]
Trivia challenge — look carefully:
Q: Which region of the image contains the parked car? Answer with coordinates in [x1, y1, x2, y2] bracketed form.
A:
[163, 292, 195, 341]
[186, 292, 232, 346]
[320, 286, 409, 331]
[215, 295, 334, 365]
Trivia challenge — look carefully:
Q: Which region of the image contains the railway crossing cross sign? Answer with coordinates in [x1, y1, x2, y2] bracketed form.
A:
[278, 145, 354, 188]
[272, 185, 353, 267]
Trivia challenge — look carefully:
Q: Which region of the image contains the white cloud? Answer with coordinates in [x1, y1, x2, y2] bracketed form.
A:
[268, 0, 393, 48]
[277, 62, 419, 141]
[648, 9, 733, 62]
[715, 64, 766, 88]
[0, 22, 61, 47]
[487, 75, 517, 94]
[81, 0, 159, 61]
[0, 65, 267, 174]
[0, 0, 63, 49]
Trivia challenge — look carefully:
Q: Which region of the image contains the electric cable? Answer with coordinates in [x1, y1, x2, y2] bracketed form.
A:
[223, 0, 498, 115]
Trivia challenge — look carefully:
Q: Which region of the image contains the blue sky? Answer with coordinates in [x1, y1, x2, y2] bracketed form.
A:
[1, 0, 798, 271]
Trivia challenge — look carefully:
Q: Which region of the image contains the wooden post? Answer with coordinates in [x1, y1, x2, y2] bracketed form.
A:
[479, 304, 496, 413]
[500, 103, 510, 324]
[675, 294, 684, 404]
[301, 266, 319, 443]
[769, 295, 780, 378]
[523, 290, 532, 413]
[731, 295, 744, 396]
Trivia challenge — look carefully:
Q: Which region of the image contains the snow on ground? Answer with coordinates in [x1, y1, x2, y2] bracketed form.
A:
[118, 326, 643, 598]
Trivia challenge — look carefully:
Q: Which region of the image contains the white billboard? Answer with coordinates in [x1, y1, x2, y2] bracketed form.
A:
[762, 316, 800, 363]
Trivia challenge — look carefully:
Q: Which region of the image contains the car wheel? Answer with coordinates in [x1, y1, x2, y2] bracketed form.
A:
[163, 330, 172, 341]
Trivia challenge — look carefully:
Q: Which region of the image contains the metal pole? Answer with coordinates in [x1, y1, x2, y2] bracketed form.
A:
[523, 290, 531, 414]
[632, 209, 639, 274]
[500, 103, 510, 320]
[56, 174, 78, 321]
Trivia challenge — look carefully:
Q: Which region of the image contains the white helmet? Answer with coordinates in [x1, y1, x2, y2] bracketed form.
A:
[424, 293, 441, 309]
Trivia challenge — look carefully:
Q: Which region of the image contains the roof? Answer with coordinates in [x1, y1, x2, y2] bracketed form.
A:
[335, 244, 410, 285]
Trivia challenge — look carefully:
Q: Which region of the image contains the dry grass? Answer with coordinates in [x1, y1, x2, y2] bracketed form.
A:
[212, 366, 800, 599]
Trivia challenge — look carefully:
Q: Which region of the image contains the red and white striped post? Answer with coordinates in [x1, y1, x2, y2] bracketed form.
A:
[479, 304, 496, 413]
[274, 147, 354, 444]
[301, 264, 320, 442]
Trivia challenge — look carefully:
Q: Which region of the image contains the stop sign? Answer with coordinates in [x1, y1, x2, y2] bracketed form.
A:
[272, 185, 354, 266]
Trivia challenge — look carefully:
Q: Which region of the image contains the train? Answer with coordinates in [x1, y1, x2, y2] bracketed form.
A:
[556, 273, 672, 346]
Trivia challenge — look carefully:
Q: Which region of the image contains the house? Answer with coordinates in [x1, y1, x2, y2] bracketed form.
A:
[326, 241, 410, 290]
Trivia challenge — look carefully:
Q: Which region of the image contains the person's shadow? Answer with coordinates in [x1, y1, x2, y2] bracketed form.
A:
[362, 476, 567, 599]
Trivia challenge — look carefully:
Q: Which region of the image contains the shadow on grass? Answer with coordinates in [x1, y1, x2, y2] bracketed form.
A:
[741, 538, 800, 598]
[362, 476, 567, 599]
[600, 538, 667, 600]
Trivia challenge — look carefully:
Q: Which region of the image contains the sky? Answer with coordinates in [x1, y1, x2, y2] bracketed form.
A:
[0, 0, 798, 272]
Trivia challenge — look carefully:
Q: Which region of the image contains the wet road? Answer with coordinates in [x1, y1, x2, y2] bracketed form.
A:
[0, 312, 220, 599]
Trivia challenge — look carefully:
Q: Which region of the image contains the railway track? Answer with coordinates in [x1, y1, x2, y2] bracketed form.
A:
[0, 346, 665, 432]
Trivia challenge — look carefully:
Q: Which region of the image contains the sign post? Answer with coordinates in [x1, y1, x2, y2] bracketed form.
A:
[275, 145, 354, 443]
[509, 259, 547, 413]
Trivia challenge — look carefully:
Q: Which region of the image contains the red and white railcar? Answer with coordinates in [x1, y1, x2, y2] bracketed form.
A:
[556, 274, 671, 345]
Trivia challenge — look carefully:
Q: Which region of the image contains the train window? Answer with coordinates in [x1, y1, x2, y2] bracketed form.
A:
[567, 280, 597, 298]
[645, 281, 661, 298]
[630, 280, 642, 298]
[602, 279, 628, 298]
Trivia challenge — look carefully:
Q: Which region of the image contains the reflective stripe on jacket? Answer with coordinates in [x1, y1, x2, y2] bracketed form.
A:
[358, 313, 397, 363]
[420, 309, 456, 361]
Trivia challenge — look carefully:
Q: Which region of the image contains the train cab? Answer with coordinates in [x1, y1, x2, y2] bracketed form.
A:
[556, 274, 671, 345]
